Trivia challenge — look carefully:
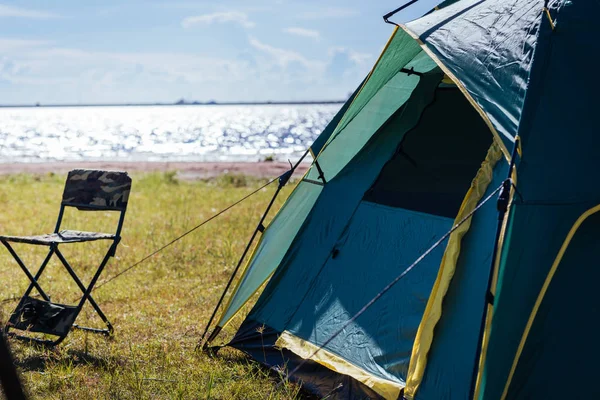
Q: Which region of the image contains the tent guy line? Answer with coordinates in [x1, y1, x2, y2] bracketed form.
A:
[0, 174, 280, 306]
[199, 151, 310, 348]
[1, 151, 311, 308]
[89, 174, 281, 297]
[94, 150, 310, 300]
[273, 181, 506, 394]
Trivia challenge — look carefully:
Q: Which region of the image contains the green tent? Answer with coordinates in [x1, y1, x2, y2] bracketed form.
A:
[204, 1, 599, 398]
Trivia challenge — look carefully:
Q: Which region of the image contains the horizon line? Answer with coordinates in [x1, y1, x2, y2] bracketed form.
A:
[0, 99, 347, 109]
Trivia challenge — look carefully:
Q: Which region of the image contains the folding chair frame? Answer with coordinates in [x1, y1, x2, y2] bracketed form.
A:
[2, 170, 130, 346]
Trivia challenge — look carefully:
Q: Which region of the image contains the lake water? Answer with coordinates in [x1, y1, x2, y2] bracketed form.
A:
[0, 104, 341, 163]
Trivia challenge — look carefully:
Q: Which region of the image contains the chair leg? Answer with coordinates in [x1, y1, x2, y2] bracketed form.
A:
[55, 247, 115, 336]
[4, 330, 69, 347]
[2, 241, 54, 301]
[4, 242, 118, 345]
[3, 244, 63, 344]
[71, 324, 113, 336]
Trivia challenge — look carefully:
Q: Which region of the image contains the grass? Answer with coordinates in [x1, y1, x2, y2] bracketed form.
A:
[0, 171, 302, 399]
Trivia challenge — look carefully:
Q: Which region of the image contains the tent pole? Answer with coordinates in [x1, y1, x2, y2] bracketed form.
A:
[198, 150, 310, 351]
[383, 0, 420, 25]
[199, 183, 284, 351]
[0, 331, 27, 400]
[469, 138, 519, 399]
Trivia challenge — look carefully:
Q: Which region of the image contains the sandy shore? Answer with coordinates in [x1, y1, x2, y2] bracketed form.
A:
[0, 161, 309, 179]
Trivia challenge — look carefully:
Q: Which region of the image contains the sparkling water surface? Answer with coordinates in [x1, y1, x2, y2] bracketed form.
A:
[0, 104, 341, 163]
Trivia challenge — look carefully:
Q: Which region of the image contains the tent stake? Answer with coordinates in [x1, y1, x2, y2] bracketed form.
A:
[469, 138, 520, 399]
[198, 151, 310, 351]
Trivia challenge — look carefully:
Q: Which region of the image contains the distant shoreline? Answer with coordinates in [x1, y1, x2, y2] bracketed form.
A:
[0, 161, 310, 179]
[0, 100, 345, 109]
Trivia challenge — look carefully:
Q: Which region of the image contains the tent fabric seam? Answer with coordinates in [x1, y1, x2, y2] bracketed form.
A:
[404, 140, 503, 399]
[274, 330, 403, 400]
[499, 203, 600, 400]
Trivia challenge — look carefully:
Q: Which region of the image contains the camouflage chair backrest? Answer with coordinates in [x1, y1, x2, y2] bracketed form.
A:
[62, 170, 132, 211]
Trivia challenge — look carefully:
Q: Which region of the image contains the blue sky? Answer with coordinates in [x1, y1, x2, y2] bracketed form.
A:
[0, 1, 433, 105]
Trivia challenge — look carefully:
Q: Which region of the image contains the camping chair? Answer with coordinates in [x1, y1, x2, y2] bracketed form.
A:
[0, 170, 131, 346]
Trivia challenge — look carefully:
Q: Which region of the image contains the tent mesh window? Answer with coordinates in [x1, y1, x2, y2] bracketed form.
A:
[364, 87, 493, 218]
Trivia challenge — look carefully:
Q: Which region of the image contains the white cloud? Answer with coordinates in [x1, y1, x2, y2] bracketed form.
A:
[0, 36, 371, 104]
[299, 7, 358, 20]
[328, 47, 372, 65]
[0, 4, 60, 19]
[182, 11, 255, 29]
[284, 27, 320, 40]
[248, 37, 322, 69]
[2, 47, 242, 85]
[325, 47, 373, 84]
[0, 38, 51, 52]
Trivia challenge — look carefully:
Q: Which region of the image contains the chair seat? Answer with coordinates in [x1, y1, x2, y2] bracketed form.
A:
[0, 230, 115, 245]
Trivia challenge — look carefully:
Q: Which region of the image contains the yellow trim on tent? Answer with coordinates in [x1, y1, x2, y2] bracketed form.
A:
[473, 297, 493, 398]
[398, 24, 511, 161]
[275, 331, 404, 400]
[472, 165, 518, 399]
[404, 140, 503, 399]
[441, 74, 455, 85]
[499, 203, 600, 400]
[544, 7, 556, 30]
